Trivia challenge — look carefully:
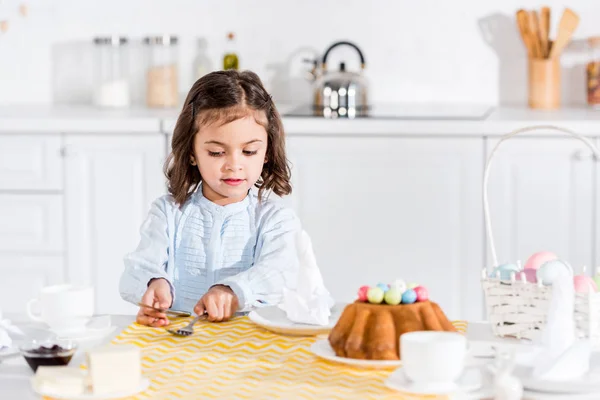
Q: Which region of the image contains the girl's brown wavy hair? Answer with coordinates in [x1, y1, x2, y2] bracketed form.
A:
[164, 70, 292, 206]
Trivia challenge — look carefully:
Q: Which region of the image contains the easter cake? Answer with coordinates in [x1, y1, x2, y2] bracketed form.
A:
[328, 281, 456, 361]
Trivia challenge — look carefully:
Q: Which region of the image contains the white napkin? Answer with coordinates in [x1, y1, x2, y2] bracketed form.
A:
[529, 264, 592, 381]
[0, 308, 23, 350]
[280, 230, 335, 326]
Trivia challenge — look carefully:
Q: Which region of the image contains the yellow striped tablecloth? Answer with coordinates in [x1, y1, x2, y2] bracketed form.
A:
[63, 317, 466, 400]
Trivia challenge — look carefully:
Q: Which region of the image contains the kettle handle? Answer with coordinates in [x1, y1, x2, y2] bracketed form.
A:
[321, 41, 365, 71]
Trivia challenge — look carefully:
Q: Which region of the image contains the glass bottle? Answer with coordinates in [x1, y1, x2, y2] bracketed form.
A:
[193, 38, 213, 81]
[223, 32, 239, 70]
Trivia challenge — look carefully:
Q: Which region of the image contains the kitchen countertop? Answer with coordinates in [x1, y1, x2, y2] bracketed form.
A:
[1, 104, 600, 136]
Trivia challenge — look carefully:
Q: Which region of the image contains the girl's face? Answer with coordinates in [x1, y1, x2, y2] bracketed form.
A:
[192, 116, 268, 205]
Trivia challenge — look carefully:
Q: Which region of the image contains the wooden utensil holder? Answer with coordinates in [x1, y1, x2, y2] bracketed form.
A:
[528, 58, 560, 109]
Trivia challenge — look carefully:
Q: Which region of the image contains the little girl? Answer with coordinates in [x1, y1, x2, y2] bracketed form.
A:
[119, 70, 301, 326]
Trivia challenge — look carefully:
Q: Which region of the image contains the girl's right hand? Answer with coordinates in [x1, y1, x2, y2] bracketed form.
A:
[137, 278, 173, 327]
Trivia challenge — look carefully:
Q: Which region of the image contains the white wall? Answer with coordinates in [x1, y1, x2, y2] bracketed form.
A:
[0, 0, 598, 107]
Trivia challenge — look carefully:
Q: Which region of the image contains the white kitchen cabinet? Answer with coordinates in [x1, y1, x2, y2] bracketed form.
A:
[285, 136, 485, 321]
[0, 194, 63, 252]
[485, 136, 594, 273]
[64, 135, 167, 315]
[0, 135, 63, 191]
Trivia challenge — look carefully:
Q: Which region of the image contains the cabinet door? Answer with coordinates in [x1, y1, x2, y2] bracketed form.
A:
[0, 135, 63, 191]
[286, 136, 484, 321]
[486, 137, 594, 272]
[0, 194, 63, 252]
[64, 135, 166, 315]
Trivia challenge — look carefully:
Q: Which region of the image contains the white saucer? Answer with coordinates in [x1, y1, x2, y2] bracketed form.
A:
[54, 325, 117, 343]
[52, 316, 117, 342]
[385, 367, 483, 395]
[248, 303, 345, 336]
[32, 377, 150, 399]
[309, 339, 402, 369]
[514, 365, 600, 394]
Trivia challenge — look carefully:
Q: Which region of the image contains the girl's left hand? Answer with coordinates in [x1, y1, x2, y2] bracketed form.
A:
[194, 285, 239, 322]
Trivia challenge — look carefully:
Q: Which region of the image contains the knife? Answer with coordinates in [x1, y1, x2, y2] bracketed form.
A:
[136, 303, 191, 317]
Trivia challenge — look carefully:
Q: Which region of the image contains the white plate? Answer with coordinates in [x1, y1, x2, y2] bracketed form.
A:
[248, 303, 346, 336]
[385, 367, 483, 395]
[514, 365, 600, 394]
[309, 339, 402, 369]
[33, 377, 150, 399]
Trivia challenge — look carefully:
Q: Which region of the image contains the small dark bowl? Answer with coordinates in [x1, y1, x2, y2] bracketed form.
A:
[19, 339, 77, 372]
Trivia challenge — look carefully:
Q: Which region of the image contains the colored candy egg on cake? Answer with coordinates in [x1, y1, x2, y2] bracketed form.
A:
[536, 260, 572, 286]
[357, 285, 370, 302]
[524, 251, 558, 270]
[384, 287, 402, 305]
[413, 286, 429, 302]
[401, 289, 417, 304]
[516, 269, 537, 283]
[367, 287, 385, 304]
[376, 283, 389, 293]
[490, 263, 520, 280]
[390, 279, 407, 294]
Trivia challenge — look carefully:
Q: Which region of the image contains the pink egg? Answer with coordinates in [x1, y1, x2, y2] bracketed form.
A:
[413, 286, 429, 302]
[357, 285, 370, 302]
[524, 251, 558, 270]
[516, 269, 538, 283]
[574, 275, 598, 293]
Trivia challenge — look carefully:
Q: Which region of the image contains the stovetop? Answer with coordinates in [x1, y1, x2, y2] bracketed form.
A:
[282, 103, 494, 121]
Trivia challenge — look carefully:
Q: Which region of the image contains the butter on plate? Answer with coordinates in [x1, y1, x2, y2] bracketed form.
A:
[87, 344, 141, 394]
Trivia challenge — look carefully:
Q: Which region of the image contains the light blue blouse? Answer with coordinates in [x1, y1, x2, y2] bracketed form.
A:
[119, 186, 301, 312]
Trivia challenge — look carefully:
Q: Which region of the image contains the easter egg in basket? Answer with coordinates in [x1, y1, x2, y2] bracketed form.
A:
[524, 251, 558, 270]
[490, 263, 520, 280]
[537, 259, 572, 286]
[516, 269, 537, 283]
[573, 275, 598, 293]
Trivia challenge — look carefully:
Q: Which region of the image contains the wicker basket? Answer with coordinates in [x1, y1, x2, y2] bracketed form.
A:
[481, 125, 600, 345]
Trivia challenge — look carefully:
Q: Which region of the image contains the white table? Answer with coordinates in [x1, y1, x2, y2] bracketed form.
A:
[0, 318, 594, 400]
[0, 315, 133, 400]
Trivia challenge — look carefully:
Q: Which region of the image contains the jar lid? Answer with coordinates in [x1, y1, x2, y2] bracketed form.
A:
[143, 35, 178, 46]
[93, 36, 128, 46]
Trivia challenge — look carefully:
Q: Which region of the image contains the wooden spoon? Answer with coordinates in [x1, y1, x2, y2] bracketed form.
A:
[549, 8, 580, 58]
[539, 7, 551, 58]
[528, 10, 543, 58]
[516, 9, 534, 58]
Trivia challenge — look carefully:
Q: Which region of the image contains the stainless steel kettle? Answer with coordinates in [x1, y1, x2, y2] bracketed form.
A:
[313, 41, 368, 118]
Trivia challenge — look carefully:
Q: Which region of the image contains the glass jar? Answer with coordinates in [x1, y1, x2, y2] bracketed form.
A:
[93, 36, 130, 108]
[144, 35, 179, 108]
[586, 36, 600, 107]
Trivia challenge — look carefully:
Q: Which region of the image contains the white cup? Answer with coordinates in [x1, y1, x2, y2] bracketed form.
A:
[27, 284, 94, 334]
[400, 331, 467, 385]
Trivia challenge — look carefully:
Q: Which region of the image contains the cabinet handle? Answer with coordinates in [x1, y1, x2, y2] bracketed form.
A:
[573, 150, 598, 161]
